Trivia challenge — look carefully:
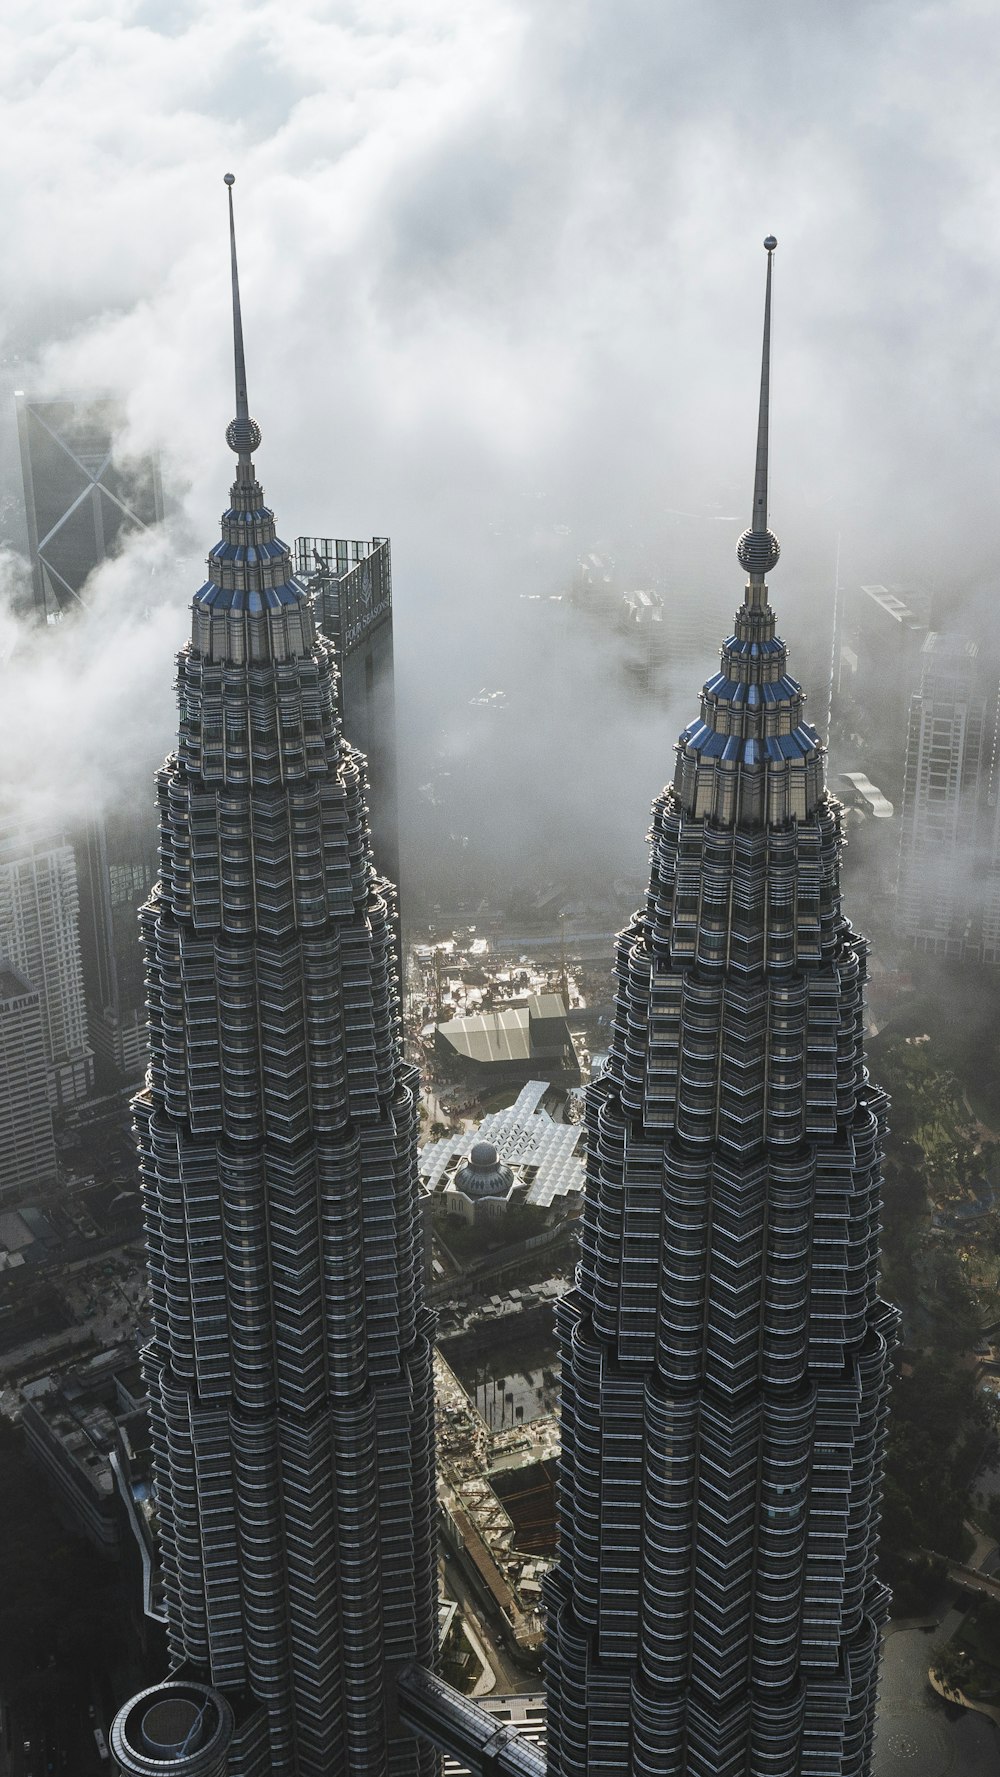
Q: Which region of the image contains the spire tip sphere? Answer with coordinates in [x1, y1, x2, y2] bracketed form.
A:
[737, 527, 780, 576]
[226, 416, 261, 456]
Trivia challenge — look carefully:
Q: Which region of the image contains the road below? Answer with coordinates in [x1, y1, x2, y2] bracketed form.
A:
[440, 1551, 538, 1697]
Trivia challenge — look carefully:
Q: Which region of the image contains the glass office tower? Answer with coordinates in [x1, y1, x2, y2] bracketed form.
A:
[543, 242, 896, 1777]
[112, 180, 436, 1777]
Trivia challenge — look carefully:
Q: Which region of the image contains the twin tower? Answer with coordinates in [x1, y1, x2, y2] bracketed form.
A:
[111, 197, 895, 1777]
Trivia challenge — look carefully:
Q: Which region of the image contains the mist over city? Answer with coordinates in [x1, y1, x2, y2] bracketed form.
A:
[0, 0, 998, 897]
[0, 7, 999, 1777]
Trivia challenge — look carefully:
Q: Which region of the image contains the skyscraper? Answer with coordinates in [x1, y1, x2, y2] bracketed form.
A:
[896, 630, 997, 961]
[14, 389, 164, 1086]
[847, 585, 929, 802]
[293, 535, 399, 892]
[77, 806, 158, 1085]
[15, 392, 163, 620]
[0, 816, 94, 1106]
[0, 964, 56, 1201]
[544, 242, 896, 1776]
[112, 179, 436, 1777]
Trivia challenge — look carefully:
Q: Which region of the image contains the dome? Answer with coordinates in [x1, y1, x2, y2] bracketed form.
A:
[454, 1141, 514, 1200]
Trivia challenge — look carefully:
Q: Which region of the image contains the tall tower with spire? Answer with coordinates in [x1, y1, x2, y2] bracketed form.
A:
[543, 241, 897, 1777]
[111, 178, 437, 1777]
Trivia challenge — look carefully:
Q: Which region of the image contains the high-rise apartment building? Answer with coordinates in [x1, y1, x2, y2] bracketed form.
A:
[0, 964, 56, 1201]
[0, 817, 94, 1106]
[293, 535, 399, 890]
[896, 631, 999, 961]
[112, 180, 436, 1777]
[543, 242, 896, 1776]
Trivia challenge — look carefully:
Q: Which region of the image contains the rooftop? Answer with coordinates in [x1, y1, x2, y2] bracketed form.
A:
[859, 583, 929, 629]
[839, 772, 895, 819]
[421, 1081, 584, 1208]
[436, 996, 571, 1069]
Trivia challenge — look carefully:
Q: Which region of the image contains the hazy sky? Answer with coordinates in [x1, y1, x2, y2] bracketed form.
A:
[0, 0, 996, 890]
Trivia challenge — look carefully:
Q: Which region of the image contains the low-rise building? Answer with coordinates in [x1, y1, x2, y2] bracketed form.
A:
[421, 1080, 585, 1229]
[20, 1343, 146, 1555]
[435, 995, 579, 1087]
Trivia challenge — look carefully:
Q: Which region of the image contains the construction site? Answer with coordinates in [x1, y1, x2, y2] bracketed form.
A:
[435, 1340, 560, 1671]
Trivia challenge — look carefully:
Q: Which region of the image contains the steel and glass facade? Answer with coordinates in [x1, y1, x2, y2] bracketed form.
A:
[115, 224, 895, 1777]
[543, 244, 897, 1777]
[113, 188, 436, 1777]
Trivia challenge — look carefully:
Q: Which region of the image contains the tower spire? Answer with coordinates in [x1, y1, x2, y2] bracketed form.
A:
[737, 234, 780, 584]
[223, 173, 261, 467]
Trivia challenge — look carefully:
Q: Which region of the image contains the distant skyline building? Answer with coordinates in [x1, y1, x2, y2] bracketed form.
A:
[15, 392, 164, 1089]
[15, 392, 163, 620]
[621, 585, 667, 697]
[294, 533, 400, 892]
[0, 817, 93, 1107]
[544, 242, 896, 1775]
[112, 181, 436, 1777]
[896, 631, 1000, 961]
[843, 584, 930, 800]
[0, 964, 56, 1201]
[76, 807, 157, 1086]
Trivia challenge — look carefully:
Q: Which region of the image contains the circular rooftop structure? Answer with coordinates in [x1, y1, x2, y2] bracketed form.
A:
[455, 1140, 515, 1200]
[111, 1680, 233, 1777]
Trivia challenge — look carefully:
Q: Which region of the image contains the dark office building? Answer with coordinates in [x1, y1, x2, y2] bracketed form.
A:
[294, 535, 399, 891]
[543, 243, 896, 1776]
[16, 393, 163, 1087]
[15, 393, 163, 619]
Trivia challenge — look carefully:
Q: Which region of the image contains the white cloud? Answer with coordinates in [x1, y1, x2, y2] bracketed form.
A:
[0, 0, 997, 885]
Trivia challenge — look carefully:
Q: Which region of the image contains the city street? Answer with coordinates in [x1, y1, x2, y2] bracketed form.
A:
[441, 1551, 537, 1698]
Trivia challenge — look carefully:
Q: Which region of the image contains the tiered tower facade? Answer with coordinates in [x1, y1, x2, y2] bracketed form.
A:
[112, 180, 436, 1777]
[544, 241, 897, 1777]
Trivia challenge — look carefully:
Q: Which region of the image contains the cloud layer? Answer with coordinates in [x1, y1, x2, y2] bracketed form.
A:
[0, 0, 997, 897]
